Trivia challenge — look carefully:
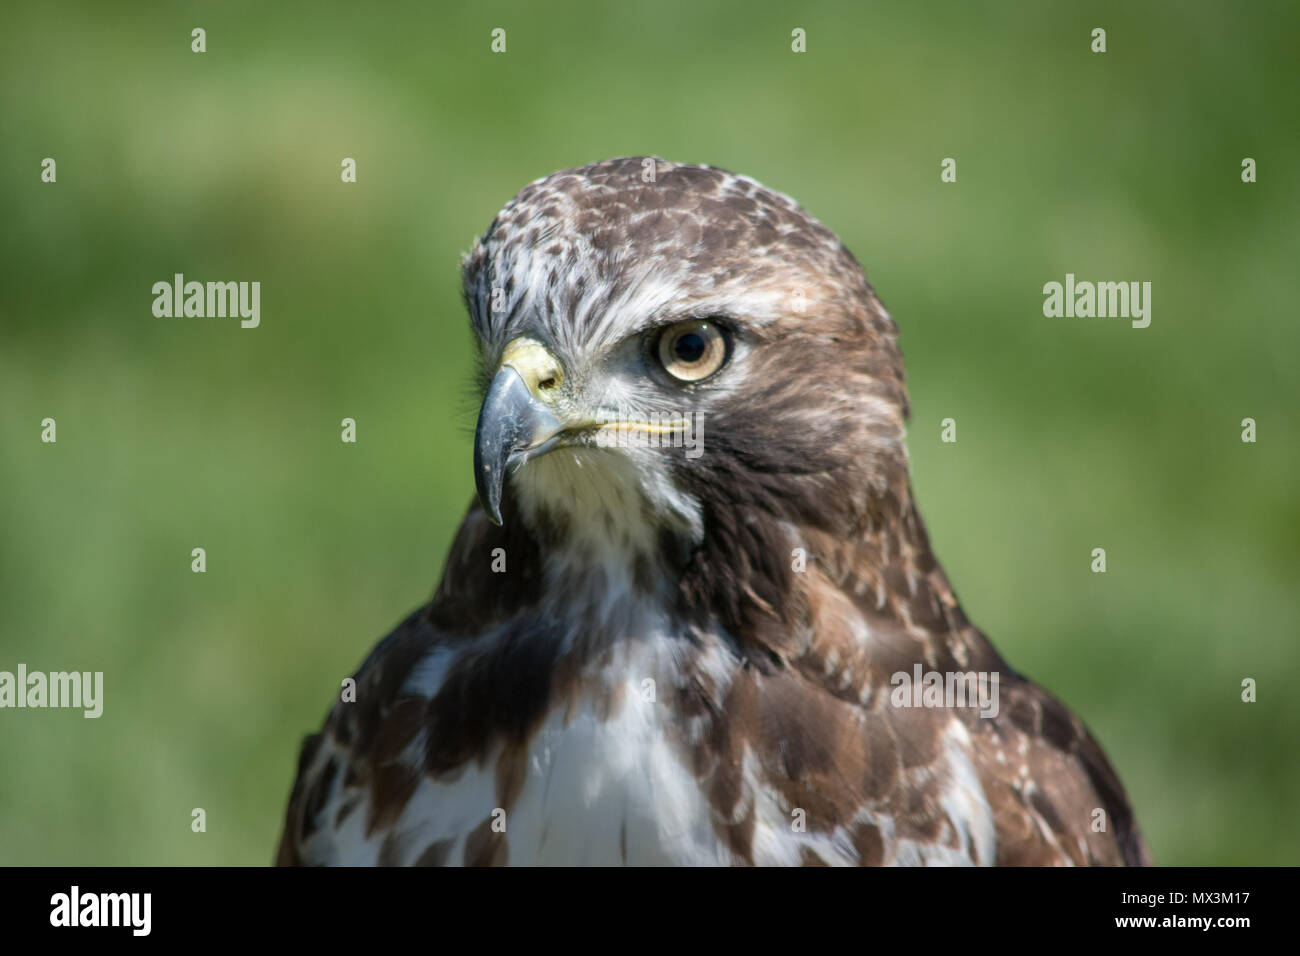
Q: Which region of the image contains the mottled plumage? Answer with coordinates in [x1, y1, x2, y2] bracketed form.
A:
[276, 157, 1148, 866]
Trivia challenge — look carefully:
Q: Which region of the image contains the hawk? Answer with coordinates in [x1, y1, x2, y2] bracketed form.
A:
[276, 157, 1149, 866]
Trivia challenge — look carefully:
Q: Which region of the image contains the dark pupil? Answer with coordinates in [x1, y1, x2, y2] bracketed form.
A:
[673, 332, 706, 363]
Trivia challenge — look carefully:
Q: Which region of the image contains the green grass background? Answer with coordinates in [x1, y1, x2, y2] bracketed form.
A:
[1, 1, 1296, 865]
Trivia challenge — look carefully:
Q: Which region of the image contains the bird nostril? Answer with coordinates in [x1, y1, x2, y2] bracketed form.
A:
[537, 375, 559, 391]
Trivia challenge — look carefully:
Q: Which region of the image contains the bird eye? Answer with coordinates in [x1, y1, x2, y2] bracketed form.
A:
[656, 320, 728, 383]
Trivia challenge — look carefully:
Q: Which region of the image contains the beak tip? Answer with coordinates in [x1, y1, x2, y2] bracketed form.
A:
[473, 362, 561, 530]
[475, 463, 505, 526]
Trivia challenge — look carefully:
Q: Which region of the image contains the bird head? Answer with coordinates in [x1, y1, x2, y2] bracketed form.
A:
[462, 157, 913, 595]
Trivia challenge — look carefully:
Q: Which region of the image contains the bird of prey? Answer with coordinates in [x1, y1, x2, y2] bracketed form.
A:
[276, 157, 1149, 866]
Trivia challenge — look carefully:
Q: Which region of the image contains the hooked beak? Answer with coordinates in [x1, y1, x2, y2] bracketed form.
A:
[473, 338, 565, 525]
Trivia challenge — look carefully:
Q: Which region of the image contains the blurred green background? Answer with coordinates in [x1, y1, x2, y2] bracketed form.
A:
[1, 1, 1296, 865]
